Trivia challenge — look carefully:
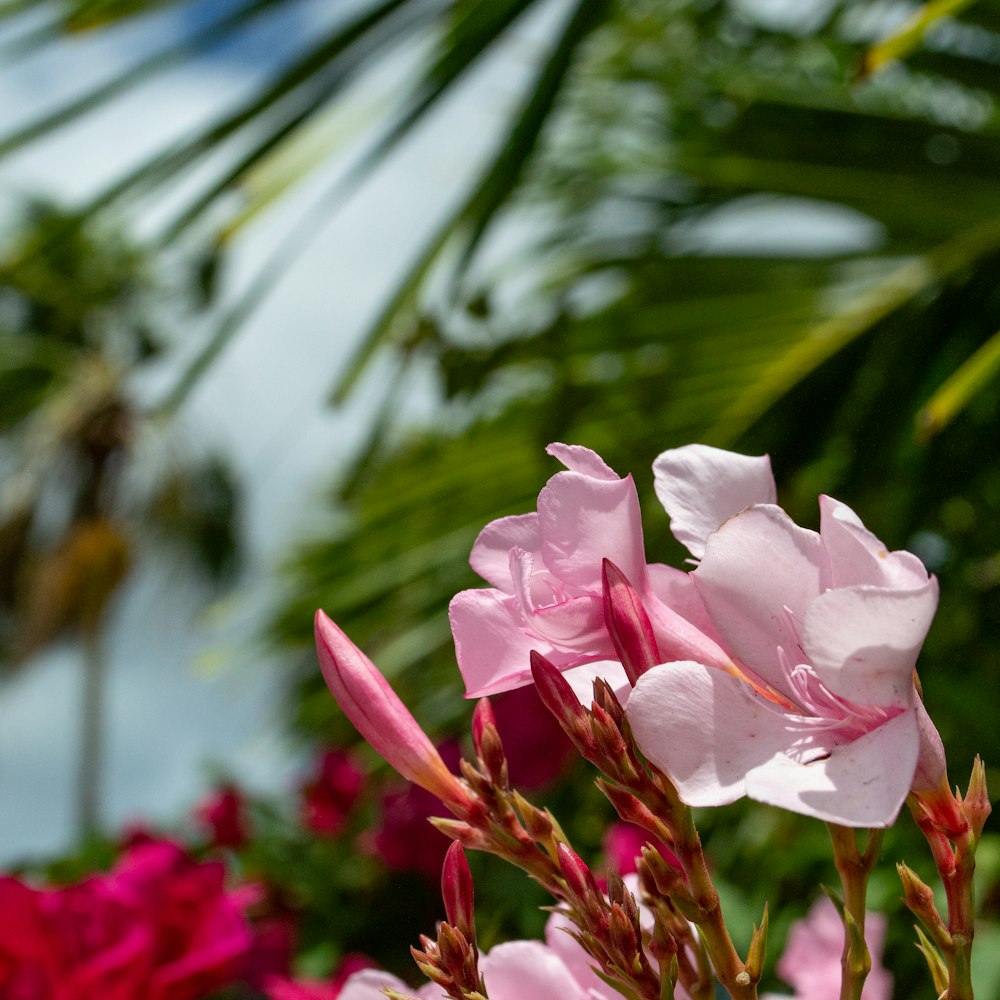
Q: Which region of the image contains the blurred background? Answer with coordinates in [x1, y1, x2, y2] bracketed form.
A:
[1, 0, 1000, 995]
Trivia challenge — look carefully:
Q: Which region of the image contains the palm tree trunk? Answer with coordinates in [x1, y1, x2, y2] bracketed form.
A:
[76, 626, 105, 838]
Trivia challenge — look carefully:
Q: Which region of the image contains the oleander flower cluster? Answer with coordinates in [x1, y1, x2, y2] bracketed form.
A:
[316, 442, 990, 1000]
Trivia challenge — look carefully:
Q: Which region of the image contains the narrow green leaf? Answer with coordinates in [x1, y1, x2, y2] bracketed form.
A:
[862, 0, 979, 76]
[0, 0, 286, 160]
[330, 0, 610, 403]
[710, 215, 1000, 444]
[917, 327, 1000, 438]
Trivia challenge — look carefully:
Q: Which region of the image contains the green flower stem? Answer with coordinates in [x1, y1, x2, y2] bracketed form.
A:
[827, 825, 883, 1000]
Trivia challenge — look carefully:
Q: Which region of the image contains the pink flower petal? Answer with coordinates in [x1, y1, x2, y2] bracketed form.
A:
[645, 564, 723, 642]
[627, 662, 797, 807]
[481, 940, 590, 1000]
[744, 709, 919, 827]
[653, 445, 776, 559]
[546, 442, 619, 480]
[802, 583, 938, 707]
[450, 589, 598, 697]
[695, 506, 822, 699]
[537, 470, 646, 590]
[561, 661, 632, 707]
[338, 969, 413, 1000]
[819, 496, 930, 590]
[469, 514, 541, 591]
[449, 589, 540, 696]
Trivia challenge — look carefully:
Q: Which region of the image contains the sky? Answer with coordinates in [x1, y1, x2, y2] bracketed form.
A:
[0, 0, 557, 861]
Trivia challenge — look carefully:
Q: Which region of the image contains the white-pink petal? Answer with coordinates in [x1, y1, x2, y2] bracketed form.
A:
[695, 506, 822, 699]
[562, 661, 632, 707]
[819, 496, 929, 591]
[547, 442, 619, 480]
[537, 470, 646, 590]
[627, 662, 797, 807]
[744, 709, 919, 827]
[469, 513, 541, 591]
[481, 940, 591, 1000]
[653, 445, 776, 559]
[449, 589, 544, 696]
[802, 583, 938, 707]
[338, 970, 414, 1000]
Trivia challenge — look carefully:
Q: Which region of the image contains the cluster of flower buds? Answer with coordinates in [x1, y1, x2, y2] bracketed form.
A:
[315, 442, 992, 1000]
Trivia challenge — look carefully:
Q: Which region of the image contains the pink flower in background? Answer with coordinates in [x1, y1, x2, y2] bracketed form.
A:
[449, 443, 732, 700]
[490, 684, 575, 790]
[628, 444, 941, 827]
[195, 784, 251, 849]
[762, 898, 892, 1000]
[300, 748, 364, 837]
[334, 916, 630, 1000]
[0, 840, 254, 1000]
[603, 822, 680, 878]
[263, 955, 378, 1000]
[369, 742, 462, 879]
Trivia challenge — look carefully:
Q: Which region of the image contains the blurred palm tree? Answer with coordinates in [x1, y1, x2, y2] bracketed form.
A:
[0, 200, 241, 837]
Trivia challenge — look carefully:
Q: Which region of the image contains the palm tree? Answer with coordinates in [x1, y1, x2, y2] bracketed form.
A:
[0, 200, 240, 837]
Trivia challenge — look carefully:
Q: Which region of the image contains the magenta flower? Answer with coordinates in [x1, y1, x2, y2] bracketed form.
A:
[300, 748, 364, 837]
[449, 443, 731, 699]
[195, 783, 251, 849]
[369, 742, 462, 879]
[762, 898, 892, 1000]
[0, 840, 254, 1000]
[628, 444, 941, 827]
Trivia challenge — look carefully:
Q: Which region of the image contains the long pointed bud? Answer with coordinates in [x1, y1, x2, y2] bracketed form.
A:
[530, 650, 597, 755]
[442, 841, 476, 945]
[314, 611, 472, 810]
[602, 559, 660, 685]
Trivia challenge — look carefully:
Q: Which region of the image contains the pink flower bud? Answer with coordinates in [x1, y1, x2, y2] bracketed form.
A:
[602, 559, 660, 685]
[471, 699, 497, 760]
[529, 651, 596, 755]
[441, 842, 476, 940]
[314, 611, 471, 810]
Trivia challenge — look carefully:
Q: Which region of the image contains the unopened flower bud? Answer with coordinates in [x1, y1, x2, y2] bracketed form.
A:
[897, 862, 950, 945]
[437, 923, 471, 980]
[637, 845, 687, 902]
[471, 698, 497, 759]
[557, 843, 607, 931]
[442, 842, 476, 943]
[530, 651, 597, 754]
[963, 755, 991, 839]
[608, 901, 639, 959]
[315, 611, 473, 811]
[476, 722, 508, 789]
[602, 559, 661, 685]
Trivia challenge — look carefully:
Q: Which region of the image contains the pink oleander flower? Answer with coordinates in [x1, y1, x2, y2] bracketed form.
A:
[762, 898, 892, 1000]
[0, 840, 254, 1000]
[195, 783, 251, 849]
[315, 611, 473, 812]
[628, 444, 942, 827]
[300, 748, 364, 837]
[335, 912, 631, 1000]
[449, 443, 733, 699]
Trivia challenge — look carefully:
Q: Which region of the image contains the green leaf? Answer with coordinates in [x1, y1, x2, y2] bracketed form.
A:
[862, 0, 980, 76]
[917, 326, 1000, 438]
